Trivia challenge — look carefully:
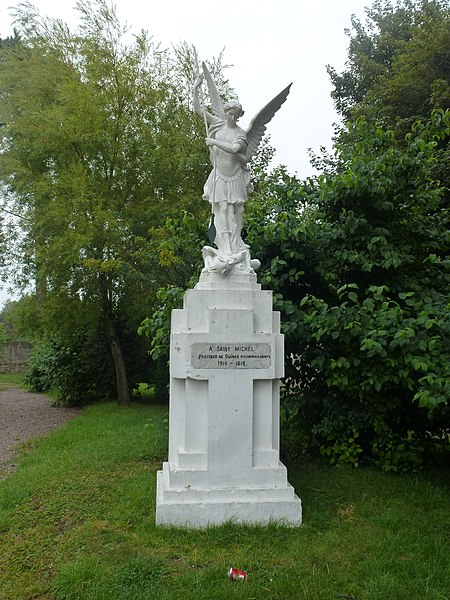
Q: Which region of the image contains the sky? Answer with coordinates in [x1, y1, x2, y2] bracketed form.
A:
[0, 0, 370, 305]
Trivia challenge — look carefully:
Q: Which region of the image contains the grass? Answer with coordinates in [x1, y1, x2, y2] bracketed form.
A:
[0, 401, 449, 600]
[0, 371, 26, 390]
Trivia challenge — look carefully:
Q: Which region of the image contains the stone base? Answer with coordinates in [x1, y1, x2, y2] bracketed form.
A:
[157, 274, 302, 528]
[156, 463, 302, 528]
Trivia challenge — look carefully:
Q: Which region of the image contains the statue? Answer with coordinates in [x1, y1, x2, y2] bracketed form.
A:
[193, 63, 291, 276]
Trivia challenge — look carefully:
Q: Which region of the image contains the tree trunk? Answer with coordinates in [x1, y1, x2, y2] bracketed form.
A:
[101, 280, 130, 406]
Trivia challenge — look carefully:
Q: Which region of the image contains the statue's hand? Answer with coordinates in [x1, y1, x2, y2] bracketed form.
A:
[194, 75, 204, 88]
[205, 138, 216, 146]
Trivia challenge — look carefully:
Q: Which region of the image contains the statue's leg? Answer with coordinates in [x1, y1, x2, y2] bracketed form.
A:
[215, 201, 232, 255]
[234, 202, 248, 249]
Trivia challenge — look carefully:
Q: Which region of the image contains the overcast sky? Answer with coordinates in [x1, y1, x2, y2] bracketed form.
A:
[0, 0, 370, 305]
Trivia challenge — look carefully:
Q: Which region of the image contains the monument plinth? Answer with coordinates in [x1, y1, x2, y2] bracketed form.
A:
[156, 272, 301, 527]
[155, 62, 301, 527]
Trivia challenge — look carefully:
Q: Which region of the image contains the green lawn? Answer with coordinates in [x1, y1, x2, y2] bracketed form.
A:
[0, 400, 448, 600]
[0, 372, 26, 390]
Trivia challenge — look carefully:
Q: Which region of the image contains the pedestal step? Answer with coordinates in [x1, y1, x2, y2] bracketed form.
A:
[166, 460, 289, 489]
[156, 465, 302, 528]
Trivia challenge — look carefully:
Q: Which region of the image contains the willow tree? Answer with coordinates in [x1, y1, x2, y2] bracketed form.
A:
[0, 1, 210, 404]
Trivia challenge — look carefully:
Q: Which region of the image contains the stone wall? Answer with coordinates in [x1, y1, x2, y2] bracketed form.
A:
[0, 342, 32, 373]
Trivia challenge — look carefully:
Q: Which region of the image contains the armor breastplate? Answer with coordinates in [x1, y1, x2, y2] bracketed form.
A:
[213, 125, 245, 178]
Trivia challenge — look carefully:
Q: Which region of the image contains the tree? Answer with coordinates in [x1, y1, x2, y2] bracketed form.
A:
[328, 0, 450, 124]
[0, 31, 21, 282]
[0, 1, 212, 404]
[244, 111, 450, 471]
[328, 0, 450, 197]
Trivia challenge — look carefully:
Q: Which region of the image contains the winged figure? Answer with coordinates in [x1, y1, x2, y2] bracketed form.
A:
[193, 62, 291, 273]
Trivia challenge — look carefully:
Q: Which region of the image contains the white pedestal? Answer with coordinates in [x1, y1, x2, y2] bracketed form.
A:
[156, 271, 302, 528]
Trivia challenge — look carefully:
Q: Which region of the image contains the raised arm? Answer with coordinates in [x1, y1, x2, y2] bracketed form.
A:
[193, 76, 214, 125]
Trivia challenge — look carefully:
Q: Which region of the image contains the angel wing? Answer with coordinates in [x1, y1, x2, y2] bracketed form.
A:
[202, 61, 225, 118]
[245, 83, 292, 161]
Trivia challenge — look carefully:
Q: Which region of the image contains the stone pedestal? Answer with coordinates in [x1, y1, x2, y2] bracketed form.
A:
[156, 271, 302, 528]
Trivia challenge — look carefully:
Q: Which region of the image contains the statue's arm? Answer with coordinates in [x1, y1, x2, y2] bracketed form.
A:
[193, 77, 214, 124]
[206, 138, 243, 154]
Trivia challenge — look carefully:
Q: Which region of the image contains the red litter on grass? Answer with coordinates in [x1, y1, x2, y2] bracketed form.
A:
[228, 567, 248, 581]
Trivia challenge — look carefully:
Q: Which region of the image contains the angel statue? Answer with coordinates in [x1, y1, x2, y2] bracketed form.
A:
[193, 62, 291, 275]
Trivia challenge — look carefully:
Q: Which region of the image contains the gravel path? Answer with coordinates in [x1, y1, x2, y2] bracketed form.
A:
[0, 386, 81, 477]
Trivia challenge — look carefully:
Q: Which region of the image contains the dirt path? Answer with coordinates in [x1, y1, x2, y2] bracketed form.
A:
[0, 386, 81, 477]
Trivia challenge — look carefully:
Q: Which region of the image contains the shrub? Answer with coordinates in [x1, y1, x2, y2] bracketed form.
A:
[25, 329, 115, 406]
[247, 114, 450, 471]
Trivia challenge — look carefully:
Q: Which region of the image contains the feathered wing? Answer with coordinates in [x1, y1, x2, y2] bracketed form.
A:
[202, 61, 225, 118]
[245, 83, 292, 161]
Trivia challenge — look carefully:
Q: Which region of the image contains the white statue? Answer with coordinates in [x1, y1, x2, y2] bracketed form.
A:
[193, 62, 291, 275]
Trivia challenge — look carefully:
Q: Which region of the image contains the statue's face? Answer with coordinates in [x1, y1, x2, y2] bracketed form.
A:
[225, 108, 240, 124]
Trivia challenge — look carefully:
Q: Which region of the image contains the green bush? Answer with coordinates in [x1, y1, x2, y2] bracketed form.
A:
[24, 340, 56, 393]
[25, 329, 115, 406]
[138, 286, 185, 402]
[246, 113, 450, 472]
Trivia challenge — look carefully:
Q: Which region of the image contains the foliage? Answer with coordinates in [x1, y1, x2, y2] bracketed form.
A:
[139, 287, 186, 362]
[246, 112, 450, 472]
[137, 210, 207, 400]
[297, 285, 449, 470]
[310, 1, 450, 470]
[0, 402, 449, 599]
[0, 302, 13, 343]
[149, 211, 208, 292]
[23, 308, 153, 406]
[328, 0, 450, 207]
[0, 299, 30, 342]
[0, 1, 221, 404]
[328, 0, 450, 123]
[138, 286, 186, 401]
[24, 329, 115, 406]
[23, 340, 53, 393]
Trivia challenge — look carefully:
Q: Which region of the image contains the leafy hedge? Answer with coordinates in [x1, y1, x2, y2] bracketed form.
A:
[245, 112, 450, 471]
[24, 329, 115, 406]
[24, 319, 152, 406]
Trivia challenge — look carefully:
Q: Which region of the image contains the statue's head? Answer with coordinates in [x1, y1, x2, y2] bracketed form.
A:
[224, 100, 244, 118]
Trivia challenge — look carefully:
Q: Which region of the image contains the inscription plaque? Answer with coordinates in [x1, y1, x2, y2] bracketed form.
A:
[191, 343, 271, 369]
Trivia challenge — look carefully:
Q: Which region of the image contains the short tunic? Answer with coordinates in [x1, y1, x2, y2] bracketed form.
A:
[203, 118, 251, 205]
